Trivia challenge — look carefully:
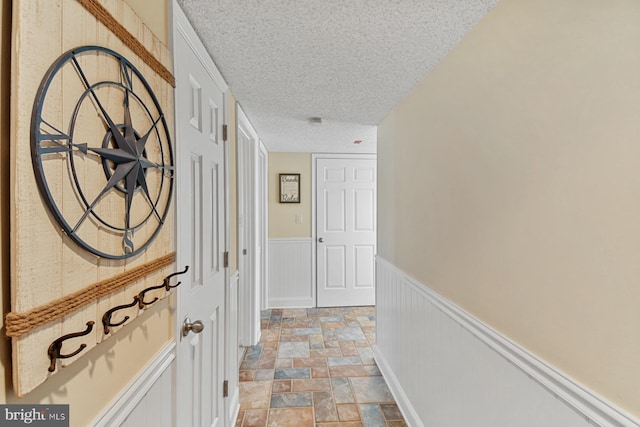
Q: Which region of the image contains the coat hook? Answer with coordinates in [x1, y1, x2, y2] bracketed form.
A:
[163, 265, 189, 289]
[137, 266, 190, 308]
[48, 321, 94, 372]
[102, 296, 139, 334]
[137, 283, 164, 309]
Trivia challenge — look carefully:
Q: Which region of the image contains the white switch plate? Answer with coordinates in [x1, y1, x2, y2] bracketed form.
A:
[295, 213, 303, 224]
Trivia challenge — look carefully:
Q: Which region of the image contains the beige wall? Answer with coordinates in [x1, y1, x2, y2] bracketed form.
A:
[378, 0, 640, 417]
[1, 2, 173, 425]
[268, 153, 312, 238]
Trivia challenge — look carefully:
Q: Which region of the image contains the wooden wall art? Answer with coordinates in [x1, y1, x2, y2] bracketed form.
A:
[8, 0, 176, 396]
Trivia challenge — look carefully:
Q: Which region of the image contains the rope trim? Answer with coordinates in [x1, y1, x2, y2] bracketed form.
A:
[76, 0, 176, 87]
[5, 252, 176, 338]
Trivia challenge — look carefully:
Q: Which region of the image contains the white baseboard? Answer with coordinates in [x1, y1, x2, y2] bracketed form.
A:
[92, 341, 176, 427]
[373, 346, 424, 427]
[267, 238, 314, 308]
[228, 386, 240, 426]
[375, 257, 639, 427]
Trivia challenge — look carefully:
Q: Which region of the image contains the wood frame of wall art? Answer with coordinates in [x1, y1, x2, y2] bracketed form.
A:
[8, 0, 176, 396]
[279, 173, 300, 203]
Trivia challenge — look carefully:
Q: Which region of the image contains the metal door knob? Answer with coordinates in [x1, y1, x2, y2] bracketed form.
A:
[182, 317, 205, 337]
[318, 238, 324, 243]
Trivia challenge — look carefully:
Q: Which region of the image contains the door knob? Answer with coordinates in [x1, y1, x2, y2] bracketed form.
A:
[318, 238, 324, 243]
[182, 317, 205, 337]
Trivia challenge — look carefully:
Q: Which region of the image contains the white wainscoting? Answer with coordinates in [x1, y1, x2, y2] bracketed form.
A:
[375, 257, 639, 427]
[267, 238, 314, 308]
[92, 342, 175, 427]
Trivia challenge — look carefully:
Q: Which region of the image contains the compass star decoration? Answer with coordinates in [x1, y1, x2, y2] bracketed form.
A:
[74, 88, 166, 254]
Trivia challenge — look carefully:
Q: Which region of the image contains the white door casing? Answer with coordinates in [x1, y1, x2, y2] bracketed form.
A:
[258, 142, 269, 310]
[174, 6, 227, 426]
[316, 156, 377, 307]
[236, 106, 260, 347]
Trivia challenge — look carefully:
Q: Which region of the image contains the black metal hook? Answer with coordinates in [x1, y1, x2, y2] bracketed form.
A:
[162, 265, 189, 289]
[48, 321, 94, 372]
[102, 296, 139, 334]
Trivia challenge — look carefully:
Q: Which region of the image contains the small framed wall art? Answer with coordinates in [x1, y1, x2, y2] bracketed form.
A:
[279, 173, 300, 203]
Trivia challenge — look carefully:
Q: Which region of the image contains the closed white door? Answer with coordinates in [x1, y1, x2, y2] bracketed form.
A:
[175, 9, 226, 426]
[316, 157, 377, 307]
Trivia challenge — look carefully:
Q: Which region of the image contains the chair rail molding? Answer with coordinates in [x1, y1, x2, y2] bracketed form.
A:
[375, 256, 640, 427]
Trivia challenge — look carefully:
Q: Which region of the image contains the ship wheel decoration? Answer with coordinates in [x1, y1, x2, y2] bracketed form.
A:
[31, 46, 174, 259]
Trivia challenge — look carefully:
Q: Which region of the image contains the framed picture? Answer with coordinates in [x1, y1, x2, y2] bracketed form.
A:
[279, 173, 300, 203]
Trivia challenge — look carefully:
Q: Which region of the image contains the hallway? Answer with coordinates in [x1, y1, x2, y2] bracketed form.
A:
[236, 307, 407, 426]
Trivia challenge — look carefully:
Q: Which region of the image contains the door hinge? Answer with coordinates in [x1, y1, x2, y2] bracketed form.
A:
[223, 380, 229, 397]
[223, 251, 229, 268]
[222, 124, 228, 142]
[242, 249, 247, 255]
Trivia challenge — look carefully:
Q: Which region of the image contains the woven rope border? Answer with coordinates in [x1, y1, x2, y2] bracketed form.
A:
[77, 0, 176, 87]
[5, 252, 176, 337]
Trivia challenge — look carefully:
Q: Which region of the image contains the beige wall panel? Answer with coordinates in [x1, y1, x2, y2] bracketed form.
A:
[12, 329, 59, 397]
[10, 0, 64, 397]
[11, 0, 64, 311]
[0, 0, 11, 405]
[124, 0, 167, 45]
[102, 0, 124, 24]
[121, 2, 143, 61]
[58, 2, 99, 365]
[377, 0, 640, 416]
[159, 40, 172, 72]
[268, 152, 312, 238]
[58, 309, 96, 368]
[94, 3, 130, 344]
[9, 0, 175, 398]
[142, 23, 162, 65]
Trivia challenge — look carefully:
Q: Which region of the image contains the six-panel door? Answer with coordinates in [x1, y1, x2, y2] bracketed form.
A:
[316, 158, 377, 307]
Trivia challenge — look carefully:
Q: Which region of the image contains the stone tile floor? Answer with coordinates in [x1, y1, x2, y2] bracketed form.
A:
[236, 307, 407, 427]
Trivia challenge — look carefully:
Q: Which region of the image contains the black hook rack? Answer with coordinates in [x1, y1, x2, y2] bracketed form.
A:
[102, 296, 140, 334]
[137, 265, 189, 309]
[49, 267, 192, 373]
[48, 321, 94, 372]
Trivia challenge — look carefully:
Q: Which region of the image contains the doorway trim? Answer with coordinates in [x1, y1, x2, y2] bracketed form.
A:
[236, 104, 260, 346]
[311, 153, 377, 307]
[258, 141, 269, 310]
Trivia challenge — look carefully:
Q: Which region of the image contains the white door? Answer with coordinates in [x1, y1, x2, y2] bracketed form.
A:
[316, 157, 377, 307]
[175, 8, 227, 426]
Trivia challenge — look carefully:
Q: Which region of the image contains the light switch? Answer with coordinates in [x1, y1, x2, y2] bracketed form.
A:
[295, 213, 303, 224]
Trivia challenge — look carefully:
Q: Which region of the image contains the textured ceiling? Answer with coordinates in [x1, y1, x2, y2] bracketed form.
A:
[176, 0, 498, 153]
